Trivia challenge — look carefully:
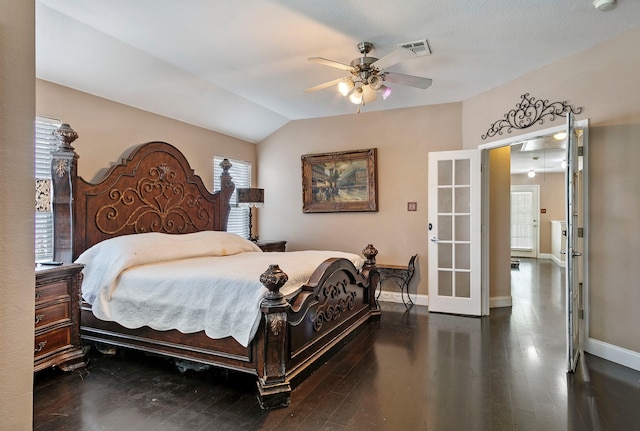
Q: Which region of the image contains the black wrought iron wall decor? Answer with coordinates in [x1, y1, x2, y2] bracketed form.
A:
[481, 93, 583, 140]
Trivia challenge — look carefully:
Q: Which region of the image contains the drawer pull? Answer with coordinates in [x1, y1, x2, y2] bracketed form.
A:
[35, 314, 45, 324]
[35, 340, 47, 353]
[35, 291, 41, 300]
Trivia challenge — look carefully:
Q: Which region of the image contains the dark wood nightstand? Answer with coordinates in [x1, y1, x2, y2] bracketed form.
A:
[256, 240, 287, 252]
[34, 263, 86, 372]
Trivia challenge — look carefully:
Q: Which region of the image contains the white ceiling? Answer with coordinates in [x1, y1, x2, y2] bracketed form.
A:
[510, 136, 567, 175]
[36, 0, 640, 143]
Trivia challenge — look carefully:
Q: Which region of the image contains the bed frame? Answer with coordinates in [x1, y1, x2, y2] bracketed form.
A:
[50, 124, 381, 409]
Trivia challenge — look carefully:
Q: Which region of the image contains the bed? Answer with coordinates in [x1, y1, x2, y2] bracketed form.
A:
[50, 125, 381, 409]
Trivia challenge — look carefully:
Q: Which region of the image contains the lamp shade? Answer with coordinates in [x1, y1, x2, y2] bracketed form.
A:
[349, 87, 364, 105]
[236, 188, 264, 207]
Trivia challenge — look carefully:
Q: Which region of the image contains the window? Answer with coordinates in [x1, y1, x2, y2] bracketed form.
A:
[35, 116, 61, 262]
[213, 156, 251, 238]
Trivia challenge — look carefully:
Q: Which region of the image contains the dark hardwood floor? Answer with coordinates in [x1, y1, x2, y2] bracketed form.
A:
[34, 259, 640, 430]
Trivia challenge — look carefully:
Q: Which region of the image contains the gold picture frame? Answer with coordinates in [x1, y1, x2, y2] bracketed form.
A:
[302, 148, 378, 213]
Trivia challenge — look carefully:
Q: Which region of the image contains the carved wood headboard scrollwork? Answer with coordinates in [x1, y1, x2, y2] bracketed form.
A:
[51, 133, 235, 262]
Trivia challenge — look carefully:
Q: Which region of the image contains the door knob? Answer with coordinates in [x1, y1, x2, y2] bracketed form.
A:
[430, 237, 440, 243]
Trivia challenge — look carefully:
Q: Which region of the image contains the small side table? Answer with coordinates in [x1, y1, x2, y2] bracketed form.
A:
[34, 263, 86, 372]
[256, 240, 287, 252]
[378, 254, 418, 309]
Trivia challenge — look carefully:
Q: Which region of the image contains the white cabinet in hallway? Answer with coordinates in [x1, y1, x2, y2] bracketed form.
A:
[550, 220, 566, 267]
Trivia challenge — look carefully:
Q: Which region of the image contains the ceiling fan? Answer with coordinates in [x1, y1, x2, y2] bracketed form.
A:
[305, 41, 432, 110]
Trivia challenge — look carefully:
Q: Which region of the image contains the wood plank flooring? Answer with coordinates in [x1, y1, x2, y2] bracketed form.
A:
[34, 259, 640, 430]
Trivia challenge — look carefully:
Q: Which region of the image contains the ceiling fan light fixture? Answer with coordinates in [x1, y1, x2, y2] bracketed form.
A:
[338, 79, 354, 96]
[306, 41, 432, 111]
[349, 87, 364, 105]
[378, 85, 392, 100]
[367, 75, 383, 90]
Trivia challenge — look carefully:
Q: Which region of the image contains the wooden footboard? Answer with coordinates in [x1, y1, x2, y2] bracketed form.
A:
[254, 244, 380, 408]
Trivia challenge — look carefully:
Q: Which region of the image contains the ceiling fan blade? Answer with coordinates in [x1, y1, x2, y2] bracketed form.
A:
[308, 57, 354, 72]
[384, 72, 433, 89]
[372, 48, 416, 71]
[304, 77, 345, 93]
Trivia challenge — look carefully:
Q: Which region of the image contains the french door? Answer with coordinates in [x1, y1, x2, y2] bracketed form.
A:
[566, 113, 586, 372]
[427, 150, 482, 316]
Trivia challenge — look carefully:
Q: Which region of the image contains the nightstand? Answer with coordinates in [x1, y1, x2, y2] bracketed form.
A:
[34, 263, 86, 372]
[256, 240, 287, 252]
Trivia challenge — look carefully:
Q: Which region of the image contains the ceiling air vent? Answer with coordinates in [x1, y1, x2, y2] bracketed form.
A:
[398, 39, 431, 56]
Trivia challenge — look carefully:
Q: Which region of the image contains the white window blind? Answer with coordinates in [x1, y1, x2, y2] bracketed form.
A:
[213, 156, 251, 239]
[35, 116, 61, 262]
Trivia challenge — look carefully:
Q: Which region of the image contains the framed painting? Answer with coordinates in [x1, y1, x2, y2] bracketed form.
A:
[302, 148, 378, 213]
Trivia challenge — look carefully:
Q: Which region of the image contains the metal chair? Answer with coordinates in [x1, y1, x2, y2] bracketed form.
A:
[378, 254, 418, 309]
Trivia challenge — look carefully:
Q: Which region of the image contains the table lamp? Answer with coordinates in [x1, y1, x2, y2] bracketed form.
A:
[236, 188, 264, 241]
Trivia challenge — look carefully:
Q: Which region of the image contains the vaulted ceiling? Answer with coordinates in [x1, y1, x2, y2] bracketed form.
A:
[36, 0, 640, 143]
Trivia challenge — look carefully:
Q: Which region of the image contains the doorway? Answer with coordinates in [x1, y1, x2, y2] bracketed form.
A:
[479, 119, 589, 371]
[510, 184, 540, 259]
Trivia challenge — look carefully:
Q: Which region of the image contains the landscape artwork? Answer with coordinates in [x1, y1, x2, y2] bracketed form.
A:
[301, 148, 378, 213]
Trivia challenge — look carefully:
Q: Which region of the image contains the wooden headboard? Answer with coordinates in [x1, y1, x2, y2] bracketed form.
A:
[51, 125, 235, 262]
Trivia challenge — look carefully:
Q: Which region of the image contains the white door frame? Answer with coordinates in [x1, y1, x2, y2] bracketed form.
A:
[477, 119, 590, 322]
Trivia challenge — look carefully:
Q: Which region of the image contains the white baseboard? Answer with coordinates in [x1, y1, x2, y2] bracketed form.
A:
[379, 291, 512, 310]
[585, 337, 640, 372]
[490, 295, 512, 308]
[378, 290, 428, 307]
[538, 253, 566, 267]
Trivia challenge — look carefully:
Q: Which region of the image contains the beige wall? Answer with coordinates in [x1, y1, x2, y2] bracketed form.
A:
[589, 124, 640, 350]
[258, 103, 463, 297]
[463, 27, 640, 354]
[36, 80, 256, 186]
[489, 147, 511, 301]
[0, 1, 36, 429]
[512, 172, 564, 254]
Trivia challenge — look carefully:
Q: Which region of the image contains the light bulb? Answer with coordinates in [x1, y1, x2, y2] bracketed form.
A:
[528, 170, 536, 178]
[379, 85, 392, 100]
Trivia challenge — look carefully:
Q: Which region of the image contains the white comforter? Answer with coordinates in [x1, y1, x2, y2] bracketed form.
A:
[76, 231, 364, 347]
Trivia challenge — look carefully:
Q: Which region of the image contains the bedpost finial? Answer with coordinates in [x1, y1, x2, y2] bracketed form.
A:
[219, 158, 232, 174]
[53, 123, 79, 152]
[260, 264, 289, 304]
[362, 244, 378, 266]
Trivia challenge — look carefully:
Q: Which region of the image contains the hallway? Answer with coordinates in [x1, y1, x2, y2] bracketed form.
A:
[34, 259, 640, 430]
